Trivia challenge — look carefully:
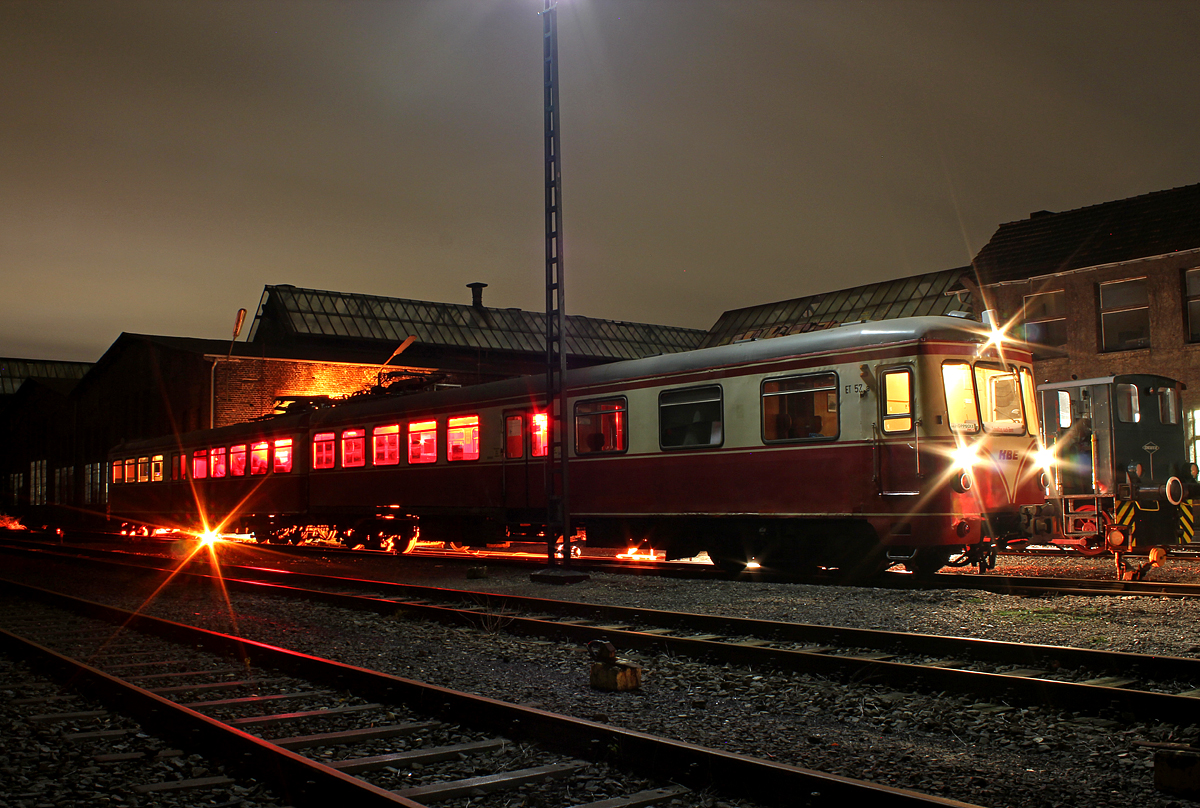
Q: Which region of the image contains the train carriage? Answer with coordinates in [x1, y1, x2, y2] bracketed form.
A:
[108, 315, 1052, 575]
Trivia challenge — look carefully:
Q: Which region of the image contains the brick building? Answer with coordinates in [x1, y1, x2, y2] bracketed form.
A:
[972, 183, 1200, 461]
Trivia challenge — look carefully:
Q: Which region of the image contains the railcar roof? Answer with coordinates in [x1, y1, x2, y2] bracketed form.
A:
[1037, 373, 1181, 391]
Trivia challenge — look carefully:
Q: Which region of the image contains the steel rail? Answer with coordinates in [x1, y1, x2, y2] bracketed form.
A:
[0, 576, 982, 808]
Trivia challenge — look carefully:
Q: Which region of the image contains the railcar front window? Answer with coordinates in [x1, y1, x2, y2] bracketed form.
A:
[408, 420, 437, 464]
[575, 398, 627, 454]
[881, 370, 913, 434]
[373, 425, 401, 466]
[447, 415, 480, 461]
[762, 374, 838, 441]
[341, 430, 365, 468]
[1116, 383, 1141, 423]
[230, 445, 246, 476]
[312, 433, 335, 469]
[209, 448, 226, 478]
[192, 450, 208, 479]
[661, 385, 723, 448]
[250, 442, 269, 475]
[974, 365, 1025, 434]
[273, 439, 293, 473]
[941, 362, 979, 433]
[1020, 369, 1039, 436]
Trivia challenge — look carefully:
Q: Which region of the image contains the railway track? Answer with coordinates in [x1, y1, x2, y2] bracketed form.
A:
[0, 576, 983, 808]
[7, 542, 1200, 732]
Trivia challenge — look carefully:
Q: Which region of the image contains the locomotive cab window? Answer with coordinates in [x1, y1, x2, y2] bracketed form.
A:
[408, 420, 437, 464]
[1116, 383, 1141, 423]
[447, 415, 480, 461]
[762, 373, 838, 442]
[974, 365, 1025, 434]
[1158, 387, 1180, 425]
[881, 369, 913, 434]
[660, 385, 723, 449]
[1020, 369, 1039, 436]
[575, 398, 627, 454]
[373, 425, 401, 466]
[312, 433, 335, 470]
[230, 445, 247, 477]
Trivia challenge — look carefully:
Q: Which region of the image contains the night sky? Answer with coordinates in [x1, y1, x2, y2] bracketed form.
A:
[4, 1, 1198, 362]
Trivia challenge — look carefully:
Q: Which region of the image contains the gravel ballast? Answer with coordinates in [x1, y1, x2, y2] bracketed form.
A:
[4, 546, 1200, 807]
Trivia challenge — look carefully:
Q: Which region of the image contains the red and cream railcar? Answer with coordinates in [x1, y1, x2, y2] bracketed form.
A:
[108, 316, 1046, 574]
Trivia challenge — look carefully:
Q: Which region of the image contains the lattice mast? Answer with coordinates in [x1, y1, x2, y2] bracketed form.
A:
[542, 0, 572, 565]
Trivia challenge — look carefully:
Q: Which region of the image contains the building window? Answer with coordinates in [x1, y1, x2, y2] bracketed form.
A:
[575, 398, 627, 454]
[1100, 278, 1150, 351]
[1187, 268, 1200, 343]
[341, 430, 365, 468]
[1022, 290, 1067, 349]
[447, 415, 480, 461]
[881, 369, 913, 434]
[313, 433, 336, 469]
[230, 445, 247, 476]
[372, 425, 401, 466]
[31, 460, 47, 505]
[408, 420, 438, 464]
[660, 385, 723, 449]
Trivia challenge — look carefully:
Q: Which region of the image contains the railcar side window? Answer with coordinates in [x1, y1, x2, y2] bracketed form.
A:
[505, 415, 525, 459]
[312, 433, 335, 469]
[273, 439, 293, 473]
[973, 365, 1025, 434]
[761, 374, 838, 441]
[341, 430, 365, 468]
[408, 420, 438, 464]
[151, 455, 164, 482]
[881, 370, 913, 434]
[447, 415, 480, 461]
[136, 457, 150, 483]
[192, 450, 208, 479]
[230, 445, 247, 476]
[373, 425, 401, 466]
[940, 362, 979, 433]
[532, 412, 549, 457]
[112, 461, 124, 484]
[210, 448, 227, 478]
[1116, 383, 1140, 423]
[1158, 387, 1180, 425]
[124, 458, 136, 483]
[250, 441, 269, 475]
[171, 453, 184, 481]
[660, 385, 723, 448]
[575, 398, 627, 454]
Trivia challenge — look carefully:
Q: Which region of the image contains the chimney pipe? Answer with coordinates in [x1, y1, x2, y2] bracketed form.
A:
[467, 282, 488, 309]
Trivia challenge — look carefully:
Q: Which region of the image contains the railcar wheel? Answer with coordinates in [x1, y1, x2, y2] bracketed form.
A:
[905, 547, 952, 578]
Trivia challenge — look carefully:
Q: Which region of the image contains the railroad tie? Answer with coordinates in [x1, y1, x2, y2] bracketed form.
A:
[394, 762, 586, 802]
[329, 738, 507, 774]
[567, 784, 692, 808]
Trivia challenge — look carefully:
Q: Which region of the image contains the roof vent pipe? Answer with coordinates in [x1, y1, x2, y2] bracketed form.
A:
[467, 282, 488, 309]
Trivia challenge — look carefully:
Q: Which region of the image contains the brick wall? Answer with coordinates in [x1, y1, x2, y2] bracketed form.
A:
[211, 357, 387, 426]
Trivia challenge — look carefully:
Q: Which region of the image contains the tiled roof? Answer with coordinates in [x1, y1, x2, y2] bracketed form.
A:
[248, 285, 706, 361]
[701, 268, 972, 348]
[972, 182, 1200, 285]
[0, 358, 92, 396]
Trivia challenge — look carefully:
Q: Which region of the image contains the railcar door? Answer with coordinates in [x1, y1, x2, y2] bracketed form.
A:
[502, 410, 548, 516]
[878, 364, 921, 496]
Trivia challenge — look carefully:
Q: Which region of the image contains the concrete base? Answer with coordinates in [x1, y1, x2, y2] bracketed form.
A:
[530, 567, 590, 585]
